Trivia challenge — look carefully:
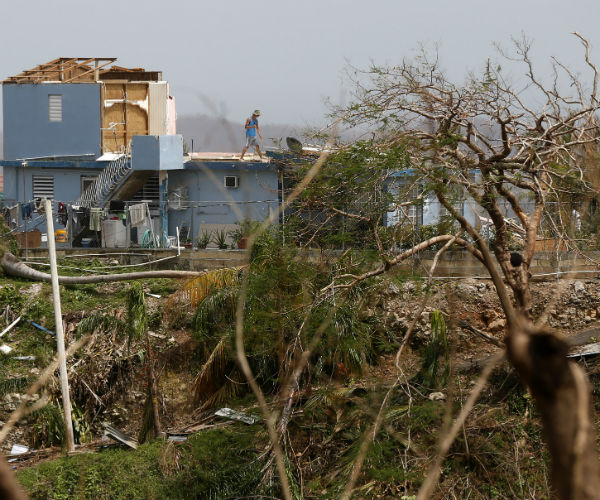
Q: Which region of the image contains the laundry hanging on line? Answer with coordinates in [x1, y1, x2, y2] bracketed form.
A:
[89, 208, 104, 231]
[129, 203, 148, 227]
[20, 202, 34, 220]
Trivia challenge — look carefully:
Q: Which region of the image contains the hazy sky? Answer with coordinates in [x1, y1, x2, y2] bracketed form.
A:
[1, 0, 600, 128]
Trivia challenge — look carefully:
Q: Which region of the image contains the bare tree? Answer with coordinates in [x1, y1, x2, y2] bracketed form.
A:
[317, 33, 600, 498]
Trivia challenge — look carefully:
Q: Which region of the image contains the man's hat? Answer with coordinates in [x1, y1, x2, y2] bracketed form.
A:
[253, 109, 261, 116]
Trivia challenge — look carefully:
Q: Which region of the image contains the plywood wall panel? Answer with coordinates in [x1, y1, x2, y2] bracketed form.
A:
[148, 82, 168, 135]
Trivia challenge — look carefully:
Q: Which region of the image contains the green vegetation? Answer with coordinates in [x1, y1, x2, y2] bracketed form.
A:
[18, 428, 263, 500]
[191, 231, 388, 408]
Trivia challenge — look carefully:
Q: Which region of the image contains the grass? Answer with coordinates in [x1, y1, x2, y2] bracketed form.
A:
[0, 262, 554, 500]
[18, 428, 264, 500]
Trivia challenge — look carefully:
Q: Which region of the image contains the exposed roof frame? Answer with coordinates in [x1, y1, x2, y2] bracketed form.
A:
[3, 58, 117, 84]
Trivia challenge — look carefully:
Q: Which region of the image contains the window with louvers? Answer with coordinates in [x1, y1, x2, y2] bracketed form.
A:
[32, 175, 54, 198]
[48, 94, 62, 122]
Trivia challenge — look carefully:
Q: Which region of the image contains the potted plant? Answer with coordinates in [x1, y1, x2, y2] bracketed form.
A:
[196, 229, 212, 249]
[183, 237, 193, 249]
[229, 220, 260, 249]
[212, 229, 228, 250]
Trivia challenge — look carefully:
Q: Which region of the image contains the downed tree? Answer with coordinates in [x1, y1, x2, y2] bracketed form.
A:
[1, 252, 203, 284]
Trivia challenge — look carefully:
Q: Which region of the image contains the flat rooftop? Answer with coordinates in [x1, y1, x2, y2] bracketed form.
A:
[186, 152, 270, 163]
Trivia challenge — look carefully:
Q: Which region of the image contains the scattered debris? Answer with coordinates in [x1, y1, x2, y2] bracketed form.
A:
[0, 316, 21, 338]
[568, 342, 600, 358]
[148, 331, 166, 339]
[428, 392, 446, 401]
[12, 356, 35, 361]
[103, 424, 138, 449]
[167, 433, 188, 442]
[0, 344, 13, 354]
[214, 408, 259, 425]
[10, 444, 29, 456]
[180, 421, 231, 433]
[28, 320, 55, 336]
[145, 292, 161, 299]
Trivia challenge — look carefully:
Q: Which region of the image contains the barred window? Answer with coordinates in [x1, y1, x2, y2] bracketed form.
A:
[32, 175, 54, 198]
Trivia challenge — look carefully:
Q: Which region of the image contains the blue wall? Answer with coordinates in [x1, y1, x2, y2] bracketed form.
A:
[2, 164, 104, 205]
[131, 135, 183, 171]
[166, 163, 279, 239]
[2, 164, 104, 232]
[3, 83, 101, 160]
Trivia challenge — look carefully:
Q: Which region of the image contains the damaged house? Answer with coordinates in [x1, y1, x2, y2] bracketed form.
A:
[0, 58, 280, 248]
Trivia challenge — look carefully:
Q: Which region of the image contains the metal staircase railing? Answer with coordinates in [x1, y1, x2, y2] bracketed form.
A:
[77, 152, 131, 208]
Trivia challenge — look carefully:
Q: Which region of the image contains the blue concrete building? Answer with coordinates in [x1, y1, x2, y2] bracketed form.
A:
[0, 58, 279, 248]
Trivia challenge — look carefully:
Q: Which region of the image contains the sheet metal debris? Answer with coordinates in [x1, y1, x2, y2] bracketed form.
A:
[167, 433, 188, 442]
[103, 424, 138, 449]
[568, 342, 600, 358]
[214, 408, 259, 425]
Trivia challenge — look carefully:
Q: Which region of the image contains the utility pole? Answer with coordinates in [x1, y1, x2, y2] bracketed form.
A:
[44, 198, 75, 452]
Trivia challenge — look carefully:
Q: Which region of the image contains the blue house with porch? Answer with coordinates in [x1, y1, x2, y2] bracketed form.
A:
[1, 57, 280, 248]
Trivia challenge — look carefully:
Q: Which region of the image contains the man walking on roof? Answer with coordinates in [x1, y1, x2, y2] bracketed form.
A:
[240, 109, 263, 160]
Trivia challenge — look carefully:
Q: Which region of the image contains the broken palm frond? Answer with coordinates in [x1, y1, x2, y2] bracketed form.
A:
[181, 267, 244, 308]
[127, 282, 147, 344]
[76, 313, 123, 338]
[417, 311, 450, 390]
[30, 402, 65, 448]
[70, 331, 143, 418]
[192, 287, 238, 339]
[0, 335, 91, 447]
[158, 441, 183, 477]
[193, 337, 227, 405]
[193, 336, 246, 408]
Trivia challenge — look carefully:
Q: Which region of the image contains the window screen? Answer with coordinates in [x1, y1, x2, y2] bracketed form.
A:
[33, 175, 54, 198]
[48, 94, 62, 122]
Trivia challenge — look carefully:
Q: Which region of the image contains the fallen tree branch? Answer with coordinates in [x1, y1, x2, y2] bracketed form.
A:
[1, 252, 202, 283]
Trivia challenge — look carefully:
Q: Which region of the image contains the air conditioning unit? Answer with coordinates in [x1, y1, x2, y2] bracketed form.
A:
[224, 175, 239, 188]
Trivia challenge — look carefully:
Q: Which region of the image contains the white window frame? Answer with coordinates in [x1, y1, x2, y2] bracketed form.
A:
[224, 175, 239, 188]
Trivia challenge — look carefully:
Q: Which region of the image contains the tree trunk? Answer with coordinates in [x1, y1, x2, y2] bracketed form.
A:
[1, 252, 202, 284]
[506, 317, 600, 499]
[0, 455, 28, 500]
